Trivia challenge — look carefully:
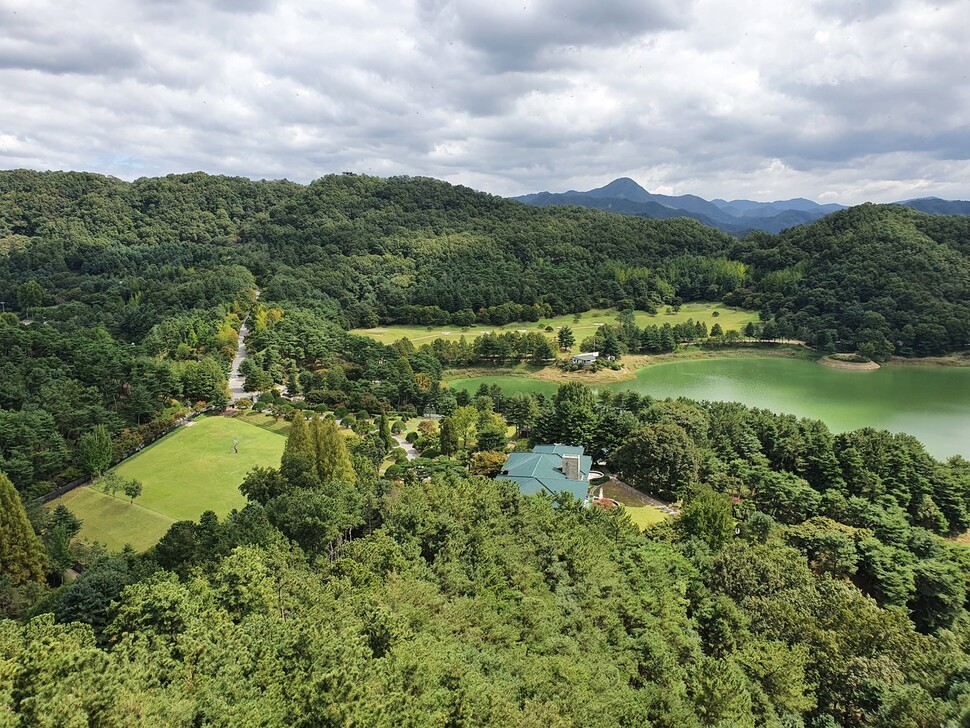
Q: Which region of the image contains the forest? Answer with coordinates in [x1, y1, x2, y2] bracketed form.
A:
[1, 169, 969, 726]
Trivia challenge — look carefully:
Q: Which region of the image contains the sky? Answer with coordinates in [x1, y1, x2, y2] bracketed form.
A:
[0, 0, 968, 204]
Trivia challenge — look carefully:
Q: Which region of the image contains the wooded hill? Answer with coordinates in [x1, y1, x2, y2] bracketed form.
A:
[3, 170, 968, 354]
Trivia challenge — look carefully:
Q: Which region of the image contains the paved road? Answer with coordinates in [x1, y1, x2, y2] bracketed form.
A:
[228, 291, 260, 404]
[392, 433, 419, 461]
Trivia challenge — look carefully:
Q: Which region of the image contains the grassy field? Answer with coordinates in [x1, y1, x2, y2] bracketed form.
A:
[352, 303, 757, 347]
[53, 415, 287, 551]
[54, 488, 177, 552]
[601, 480, 672, 530]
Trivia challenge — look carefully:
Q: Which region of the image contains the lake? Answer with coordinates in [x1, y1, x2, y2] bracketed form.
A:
[449, 358, 970, 460]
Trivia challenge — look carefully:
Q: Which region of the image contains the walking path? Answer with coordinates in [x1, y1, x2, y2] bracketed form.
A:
[228, 290, 259, 404]
[392, 433, 419, 461]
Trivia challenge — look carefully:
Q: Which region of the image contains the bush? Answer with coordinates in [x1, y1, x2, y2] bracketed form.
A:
[392, 420, 406, 434]
[405, 431, 419, 444]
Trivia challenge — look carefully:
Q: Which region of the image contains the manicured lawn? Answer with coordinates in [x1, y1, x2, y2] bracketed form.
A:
[600, 479, 672, 530]
[53, 415, 286, 551]
[622, 505, 670, 529]
[351, 303, 757, 348]
[53, 488, 176, 552]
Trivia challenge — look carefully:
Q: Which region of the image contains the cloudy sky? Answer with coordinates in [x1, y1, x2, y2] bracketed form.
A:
[1, 0, 968, 203]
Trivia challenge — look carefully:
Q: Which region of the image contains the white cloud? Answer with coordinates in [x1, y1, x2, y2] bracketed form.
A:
[0, 0, 967, 203]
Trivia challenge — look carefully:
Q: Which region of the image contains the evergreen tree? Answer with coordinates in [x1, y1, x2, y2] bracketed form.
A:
[439, 417, 459, 455]
[0, 472, 47, 584]
[280, 413, 316, 488]
[314, 418, 356, 485]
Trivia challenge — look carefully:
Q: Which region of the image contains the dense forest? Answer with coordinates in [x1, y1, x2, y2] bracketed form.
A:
[1, 169, 970, 725]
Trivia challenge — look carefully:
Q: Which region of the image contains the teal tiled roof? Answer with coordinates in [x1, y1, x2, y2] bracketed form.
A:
[498, 445, 592, 501]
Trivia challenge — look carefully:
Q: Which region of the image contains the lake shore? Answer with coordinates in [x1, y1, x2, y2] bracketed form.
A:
[888, 353, 970, 367]
[818, 355, 881, 371]
[445, 346, 970, 386]
[444, 344, 811, 385]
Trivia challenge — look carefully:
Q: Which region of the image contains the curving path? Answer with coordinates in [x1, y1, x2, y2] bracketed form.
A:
[392, 433, 419, 461]
[228, 290, 259, 404]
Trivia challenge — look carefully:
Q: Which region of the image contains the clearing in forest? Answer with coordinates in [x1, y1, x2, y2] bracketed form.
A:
[351, 303, 757, 347]
[52, 415, 286, 551]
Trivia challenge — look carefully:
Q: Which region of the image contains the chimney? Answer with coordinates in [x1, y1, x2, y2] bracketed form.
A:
[562, 454, 581, 480]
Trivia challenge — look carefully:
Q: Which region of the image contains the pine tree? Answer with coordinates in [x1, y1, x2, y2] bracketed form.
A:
[314, 419, 356, 485]
[280, 413, 316, 487]
[0, 472, 47, 584]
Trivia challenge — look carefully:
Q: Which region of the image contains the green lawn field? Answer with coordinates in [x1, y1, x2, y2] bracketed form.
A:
[600, 480, 671, 530]
[54, 415, 286, 551]
[351, 303, 756, 348]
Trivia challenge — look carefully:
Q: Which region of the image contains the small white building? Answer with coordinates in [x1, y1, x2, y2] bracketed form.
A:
[571, 351, 599, 366]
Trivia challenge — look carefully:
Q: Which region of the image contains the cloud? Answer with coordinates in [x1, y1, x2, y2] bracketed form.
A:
[0, 0, 967, 204]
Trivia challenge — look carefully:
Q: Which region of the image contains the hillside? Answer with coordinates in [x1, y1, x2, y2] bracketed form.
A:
[728, 204, 970, 357]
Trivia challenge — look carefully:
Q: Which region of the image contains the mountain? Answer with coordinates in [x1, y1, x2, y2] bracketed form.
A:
[512, 178, 846, 234]
[897, 197, 970, 215]
[712, 197, 846, 218]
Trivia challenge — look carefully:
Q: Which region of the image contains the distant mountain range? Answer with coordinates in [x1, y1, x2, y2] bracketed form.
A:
[511, 177, 970, 234]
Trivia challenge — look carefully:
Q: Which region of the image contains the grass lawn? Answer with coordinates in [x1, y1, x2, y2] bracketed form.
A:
[600, 479, 672, 530]
[352, 303, 756, 348]
[54, 415, 287, 551]
[53, 488, 176, 552]
[622, 505, 670, 529]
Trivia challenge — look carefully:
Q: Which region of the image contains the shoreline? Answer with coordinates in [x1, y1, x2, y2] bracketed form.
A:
[445, 345, 811, 385]
[818, 355, 880, 371]
[445, 346, 970, 385]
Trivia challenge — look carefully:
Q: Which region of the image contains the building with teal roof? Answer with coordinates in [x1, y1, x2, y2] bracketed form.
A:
[497, 444, 592, 501]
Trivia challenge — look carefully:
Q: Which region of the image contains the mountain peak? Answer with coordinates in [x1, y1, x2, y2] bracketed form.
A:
[585, 177, 652, 203]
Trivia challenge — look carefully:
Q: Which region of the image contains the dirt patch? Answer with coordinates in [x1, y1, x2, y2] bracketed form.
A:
[183, 421, 197, 427]
[819, 355, 880, 371]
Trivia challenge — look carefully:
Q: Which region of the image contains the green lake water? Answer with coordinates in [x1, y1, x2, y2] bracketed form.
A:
[449, 358, 970, 460]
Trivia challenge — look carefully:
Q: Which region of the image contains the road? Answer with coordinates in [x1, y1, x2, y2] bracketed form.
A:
[228, 291, 259, 404]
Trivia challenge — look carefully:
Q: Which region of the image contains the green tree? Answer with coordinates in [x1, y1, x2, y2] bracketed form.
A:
[676, 485, 735, 551]
[280, 413, 316, 488]
[78, 424, 113, 478]
[16, 279, 44, 317]
[438, 417, 460, 456]
[908, 558, 965, 634]
[123, 478, 143, 504]
[609, 423, 700, 501]
[449, 405, 479, 450]
[314, 418, 356, 485]
[556, 325, 575, 350]
[468, 451, 508, 477]
[0, 472, 47, 584]
[239, 466, 292, 505]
